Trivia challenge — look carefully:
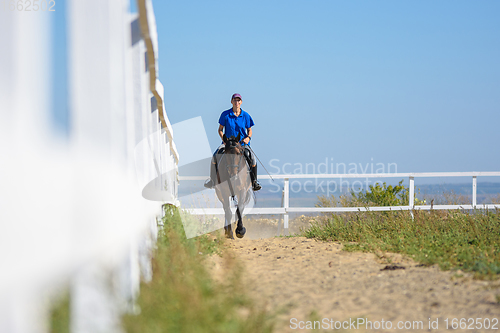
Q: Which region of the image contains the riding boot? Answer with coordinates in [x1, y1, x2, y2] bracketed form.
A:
[250, 165, 261, 191]
[204, 162, 217, 188]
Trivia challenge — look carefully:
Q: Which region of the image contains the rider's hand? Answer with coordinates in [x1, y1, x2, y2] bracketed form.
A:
[243, 137, 250, 145]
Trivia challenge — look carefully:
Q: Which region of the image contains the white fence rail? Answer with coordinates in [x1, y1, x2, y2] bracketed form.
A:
[181, 172, 500, 234]
[0, 1, 177, 332]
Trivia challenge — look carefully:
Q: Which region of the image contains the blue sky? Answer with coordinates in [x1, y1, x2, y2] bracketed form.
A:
[151, 0, 500, 175]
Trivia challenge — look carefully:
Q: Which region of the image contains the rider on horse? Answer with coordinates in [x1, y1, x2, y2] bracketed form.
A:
[204, 93, 262, 191]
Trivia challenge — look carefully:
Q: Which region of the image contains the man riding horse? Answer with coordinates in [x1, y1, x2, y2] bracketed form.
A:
[204, 93, 262, 191]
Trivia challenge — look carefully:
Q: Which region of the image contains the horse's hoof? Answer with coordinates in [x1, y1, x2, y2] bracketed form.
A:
[225, 230, 234, 239]
[235, 227, 246, 238]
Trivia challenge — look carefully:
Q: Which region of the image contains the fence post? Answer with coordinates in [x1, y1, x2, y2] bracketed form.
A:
[409, 176, 414, 208]
[277, 190, 284, 236]
[472, 176, 477, 208]
[409, 176, 414, 219]
[284, 178, 289, 236]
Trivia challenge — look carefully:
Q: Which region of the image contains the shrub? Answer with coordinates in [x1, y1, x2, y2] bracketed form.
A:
[316, 179, 425, 209]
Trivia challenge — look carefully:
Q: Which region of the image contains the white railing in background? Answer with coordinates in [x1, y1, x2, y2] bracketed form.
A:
[0, 1, 177, 332]
[181, 172, 500, 235]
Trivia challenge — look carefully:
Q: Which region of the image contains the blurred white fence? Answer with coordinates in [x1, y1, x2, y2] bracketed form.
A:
[0, 1, 177, 332]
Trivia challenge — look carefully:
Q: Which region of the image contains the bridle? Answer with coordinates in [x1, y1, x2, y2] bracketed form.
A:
[223, 138, 244, 176]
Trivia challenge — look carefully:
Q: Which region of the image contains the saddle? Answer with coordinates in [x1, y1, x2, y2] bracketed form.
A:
[206, 135, 261, 191]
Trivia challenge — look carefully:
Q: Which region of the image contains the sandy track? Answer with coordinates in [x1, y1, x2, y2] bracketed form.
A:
[213, 236, 500, 332]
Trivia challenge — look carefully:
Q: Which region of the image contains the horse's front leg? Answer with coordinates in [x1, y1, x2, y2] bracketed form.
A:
[222, 201, 233, 239]
[235, 205, 246, 239]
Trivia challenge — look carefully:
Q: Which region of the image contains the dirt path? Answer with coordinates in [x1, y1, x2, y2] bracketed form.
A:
[214, 236, 500, 333]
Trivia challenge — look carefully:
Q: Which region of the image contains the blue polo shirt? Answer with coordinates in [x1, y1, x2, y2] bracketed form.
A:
[219, 108, 255, 146]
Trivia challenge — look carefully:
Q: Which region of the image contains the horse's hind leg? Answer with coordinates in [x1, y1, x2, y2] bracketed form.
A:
[223, 202, 234, 239]
[235, 207, 246, 239]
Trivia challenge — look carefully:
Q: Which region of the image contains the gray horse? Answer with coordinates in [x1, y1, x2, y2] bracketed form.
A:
[213, 134, 252, 239]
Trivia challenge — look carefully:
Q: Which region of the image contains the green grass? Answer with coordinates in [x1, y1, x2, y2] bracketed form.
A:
[50, 205, 274, 333]
[302, 209, 500, 280]
[122, 205, 274, 333]
[50, 292, 70, 333]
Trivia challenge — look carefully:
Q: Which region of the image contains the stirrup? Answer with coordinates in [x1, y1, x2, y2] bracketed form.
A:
[204, 178, 215, 189]
[252, 180, 262, 191]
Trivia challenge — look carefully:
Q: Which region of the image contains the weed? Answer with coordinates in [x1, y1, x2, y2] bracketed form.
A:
[303, 207, 500, 280]
[307, 184, 500, 280]
[49, 291, 70, 333]
[122, 205, 274, 333]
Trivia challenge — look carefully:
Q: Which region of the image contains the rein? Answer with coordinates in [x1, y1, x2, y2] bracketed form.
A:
[223, 140, 244, 173]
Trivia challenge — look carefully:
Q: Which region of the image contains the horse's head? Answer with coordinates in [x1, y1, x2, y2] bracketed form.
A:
[222, 133, 244, 177]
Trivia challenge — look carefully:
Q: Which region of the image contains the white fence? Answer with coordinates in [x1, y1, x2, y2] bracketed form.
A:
[0, 1, 177, 332]
[181, 172, 500, 234]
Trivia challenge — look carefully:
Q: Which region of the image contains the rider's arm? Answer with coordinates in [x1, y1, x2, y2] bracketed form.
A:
[242, 127, 252, 145]
[218, 124, 224, 141]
